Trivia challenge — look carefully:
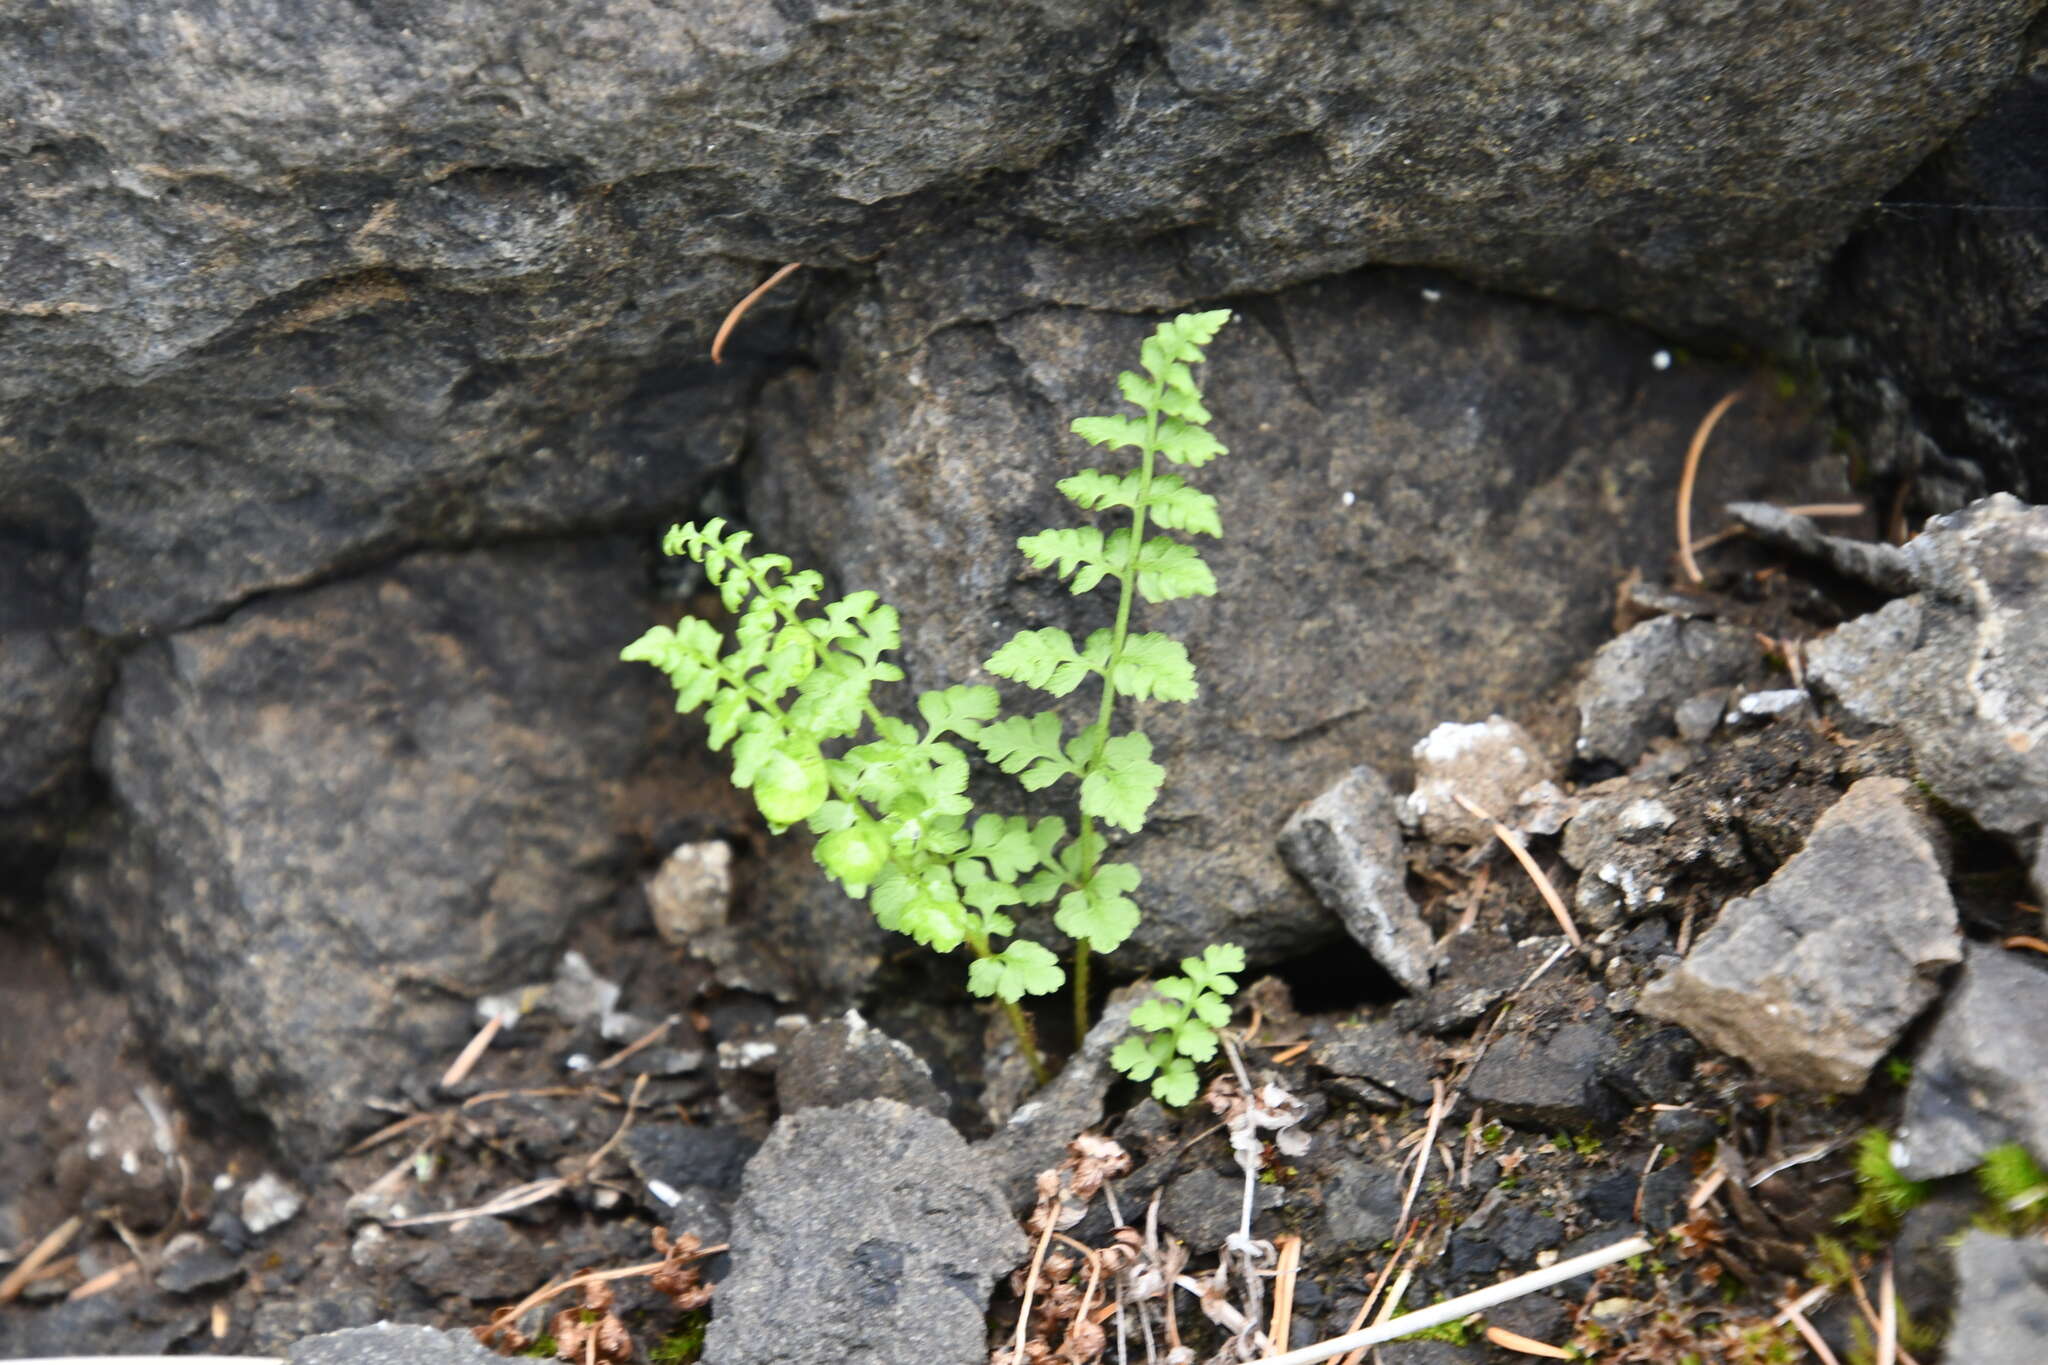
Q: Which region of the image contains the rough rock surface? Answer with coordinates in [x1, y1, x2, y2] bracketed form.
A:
[290, 1323, 504, 1365]
[0, 477, 110, 906]
[1560, 786, 1684, 931]
[55, 539, 683, 1162]
[751, 275, 1833, 967]
[979, 994, 1138, 1207]
[704, 1099, 1024, 1365]
[1808, 496, 2048, 865]
[1895, 943, 2048, 1180]
[1403, 716, 1557, 847]
[1574, 616, 1758, 770]
[1279, 765, 1436, 992]
[1814, 42, 2048, 504]
[1463, 1016, 1623, 1130]
[1945, 1230, 2048, 1365]
[776, 1011, 947, 1118]
[1, 0, 2028, 620]
[1638, 777, 1961, 1093]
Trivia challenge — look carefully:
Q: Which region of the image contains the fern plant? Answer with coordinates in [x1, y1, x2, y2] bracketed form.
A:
[623, 311, 1241, 1098]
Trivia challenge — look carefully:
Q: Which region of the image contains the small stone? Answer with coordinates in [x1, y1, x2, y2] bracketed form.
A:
[1161, 1167, 1284, 1249]
[1575, 617, 1757, 769]
[1279, 765, 1437, 992]
[1316, 1156, 1404, 1252]
[1639, 777, 1961, 1093]
[1463, 1017, 1623, 1128]
[1945, 1229, 2048, 1365]
[1725, 688, 1808, 725]
[1560, 785, 1683, 931]
[1311, 1017, 1439, 1103]
[1404, 716, 1553, 847]
[240, 1172, 304, 1236]
[645, 840, 734, 948]
[1674, 690, 1726, 743]
[1895, 943, 2048, 1180]
[153, 1231, 242, 1294]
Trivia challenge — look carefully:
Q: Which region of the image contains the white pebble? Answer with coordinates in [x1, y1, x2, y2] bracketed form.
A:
[1652, 350, 1673, 370]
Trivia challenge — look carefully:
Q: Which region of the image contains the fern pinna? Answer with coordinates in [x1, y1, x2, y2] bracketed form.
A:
[623, 311, 1241, 1097]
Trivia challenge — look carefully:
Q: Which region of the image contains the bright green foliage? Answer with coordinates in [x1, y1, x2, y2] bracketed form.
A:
[1837, 1129, 1931, 1235]
[1112, 944, 1246, 1105]
[625, 311, 1240, 1099]
[1977, 1143, 2048, 1228]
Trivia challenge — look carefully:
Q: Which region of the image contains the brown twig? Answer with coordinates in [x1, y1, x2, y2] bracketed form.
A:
[1267, 1234, 1303, 1359]
[66, 1259, 141, 1301]
[479, 1247, 728, 1347]
[594, 1015, 679, 1071]
[1483, 1324, 1574, 1359]
[2003, 935, 2048, 957]
[1452, 794, 1582, 951]
[711, 263, 802, 364]
[440, 1013, 505, 1089]
[0, 1214, 83, 1304]
[1396, 1080, 1450, 1236]
[1677, 388, 1745, 584]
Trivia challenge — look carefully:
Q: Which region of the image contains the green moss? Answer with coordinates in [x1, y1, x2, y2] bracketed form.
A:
[649, 1312, 709, 1365]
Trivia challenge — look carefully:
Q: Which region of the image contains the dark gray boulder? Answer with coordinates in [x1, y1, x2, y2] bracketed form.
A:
[704, 1099, 1024, 1365]
[2, 0, 2033, 642]
[1895, 942, 2048, 1180]
[1638, 777, 1961, 1093]
[56, 538, 684, 1162]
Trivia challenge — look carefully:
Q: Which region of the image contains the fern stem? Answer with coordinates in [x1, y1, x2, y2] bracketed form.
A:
[1069, 404, 1164, 1032]
[963, 921, 1050, 1085]
[1072, 939, 1092, 1044]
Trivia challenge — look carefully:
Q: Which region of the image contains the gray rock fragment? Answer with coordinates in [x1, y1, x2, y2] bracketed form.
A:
[1895, 943, 2048, 1180]
[1561, 787, 1683, 931]
[1311, 1017, 1440, 1105]
[290, 1323, 504, 1365]
[1945, 1230, 2048, 1365]
[776, 1010, 947, 1118]
[1279, 766, 1436, 992]
[704, 1100, 1024, 1365]
[1639, 777, 1961, 1093]
[1575, 616, 1757, 768]
[1724, 502, 1915, 595]
[1808, 495, 2048, 869]
[154, 1232, 242, 1295]
[1404, 715, 1558, 847]
[1463, 1017, 1623, 1129]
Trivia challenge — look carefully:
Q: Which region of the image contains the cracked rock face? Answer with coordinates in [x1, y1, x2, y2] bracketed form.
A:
[750, 273, 1831, 965]
[1638, 777, 1961, 1093]
[1808, 494, 2048, 883]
